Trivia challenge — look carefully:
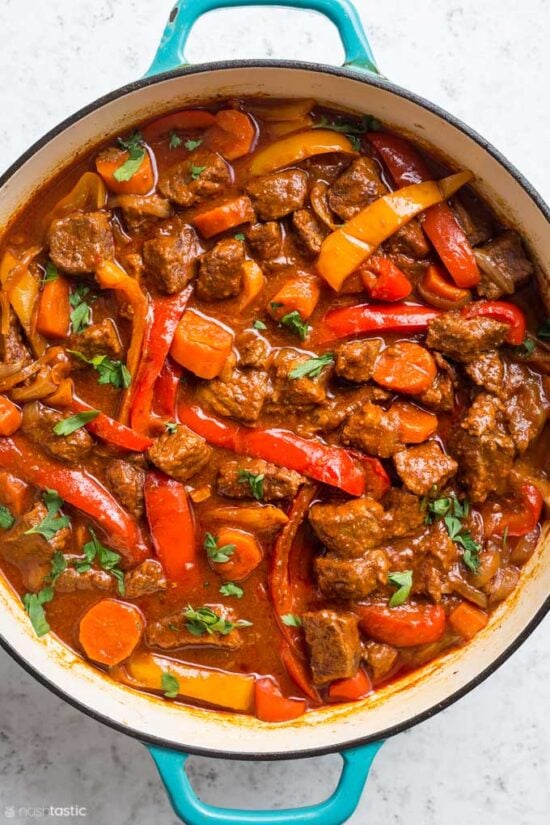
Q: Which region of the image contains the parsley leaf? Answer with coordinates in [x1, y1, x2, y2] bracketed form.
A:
[204, 532, 236, 564]
[169, 131, 182, 149]
[0, 504, 15, 530]
[423, 493, 480, 572]
[43, 261, 59, 283]
[234, 232, 245, 241]
[69, 351, 131, 389]
[289, 353, 334, 380]
[48, 550, 68, 584]
[183, 605, 252, 636]
[25, 489, 70, 541]
[165, 421, 178, 434]
[53, 410, 99, 436]
[219, 582, 244, 599]
[281, 613, 302, 627]
[184, 138, 203, 151]
[114, 131, 146, 181]
[280, 310, 309, 340]
[537, 319, 550, 340]
[458, 533, 481, 573]
[69, 283, 92, 333]
[313, 113, 381, 141]
[388, 570, 413, 607]
[238, 470, 264, 500]
[76, 528, 126, 595]
[161, 672, 180, 698]
[22, 588, 54, 637]
[189, 164, 206, 181]
[514, 338, 535, 357]
[253, 319, 267, 331]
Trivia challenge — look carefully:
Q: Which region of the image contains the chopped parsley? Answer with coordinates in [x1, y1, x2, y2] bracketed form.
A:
[114, 131, 146, 181]
[424, 494, 480, 573]
[74, 528, 125, 595]
[537, 319, 550, 340]
[0, 504, 15, 530]
[238, 470, 264, 501]
[165, 421, 178, 435]
[204, 532, 236, 564]
[48, 550, 68, 584]
[313, 113, 381, 149]
[289, 353, 334, 379]
[168, 131, 182, 149]
[184, 138, 203, 151]
[53, 410, 99, 436]
[234, 232, 245, 241]
[161, 672, 180, 698]
[69, 283, 92, 333]
[513, 338, 535, 357]
[25, 489, 70, 541]
[42, 261, 59, 283]
[22, 588, 54, 637]
[280, 310, 309, 341]
[189, 164, 206, 181]
[219, 582, 244, 599]
[69, 351, 131, 389]
[388, 570, 413, 607]
[253, 319, 267, 331]
[183, 605, 252, 636]
[281, 613, 302, 627]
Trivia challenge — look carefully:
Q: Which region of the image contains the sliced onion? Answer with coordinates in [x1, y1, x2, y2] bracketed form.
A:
[109, 194, 172, 219]
[248, 99, 315, 121]
[45, 378, 75, 407]
[509, 528, 539, 565]
[0, 346, 66, 392]
[0, 359, 25, 381]
[449, 571, 488, 608]
[11, 366, 57, 401]
[310, 181, 341, 231]
[469, 549, 500, 588]
[416, 279, 471, 310]
[474, 248, 515, 295]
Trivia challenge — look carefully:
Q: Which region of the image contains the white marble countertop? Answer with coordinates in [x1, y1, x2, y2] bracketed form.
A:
[0, 1, 549, 822]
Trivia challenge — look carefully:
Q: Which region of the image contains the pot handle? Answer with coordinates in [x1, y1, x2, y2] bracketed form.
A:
[145, 0, 379, 77]
[147, 740, 383, 824]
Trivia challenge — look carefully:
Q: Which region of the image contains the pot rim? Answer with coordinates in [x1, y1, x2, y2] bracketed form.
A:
[1, 58, 549, 761]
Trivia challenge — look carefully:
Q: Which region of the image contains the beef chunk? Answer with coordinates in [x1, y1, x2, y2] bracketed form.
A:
[474, 231, 534, 300]
[341, 401, 402, 458]
[305, 385, 390, 434]
[328, 157, 386, 221]
[244, 221, 283, 262]
[73, 318, 122, 360]
[452, 192, 494, 247]
[217, 458, 304, 501]
[124, 559, 167, 598]
[381, 488, 425, 538]
[450, 393, 515, 502]
[112, 194, 172, 231]
[147, 424, 212, 482]
[196, 238, 244, 301]
[143, 221, 200, 294]
[2, 502, 70, 591]
[426, 311, 509, 362]
[48, 211, 114, 274]
[464, 351, 505, 395]
[362, 640, 399, 682]
[394, 441, 458, 496]
[269, 348, 329, 409]
[486, 565, 520, 605]
[235, 330, 269, 368]
[302, 610, 361, 686]
[198, 368, 269, 423]
[105, 459, 146, 519]
[21, 402, 93, 464]
[415, 354, 456, 412]
[315, 549, 389, 600]
[334, 339, 382, 383]
[503, 378, 548, 453]
[0, 309, 31, 366]
[55, 568, 114, 593]
[291, 209, 327, 256]
[146, 605, 242, 651]
[158, 148, 230, 207]
[309, 497, 385, 557]
[245, 170, 308, 220]
[384, 220, 430, 259]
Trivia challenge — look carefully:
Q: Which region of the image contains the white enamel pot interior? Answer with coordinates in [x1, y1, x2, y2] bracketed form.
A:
[0, 62, 549, 759]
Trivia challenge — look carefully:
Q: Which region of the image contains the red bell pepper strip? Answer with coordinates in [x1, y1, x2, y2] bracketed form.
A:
[70, 397, 153, 452]
[350, 452, 391, 500]
[153, 359, 183, 419]
[357, 603, 446, 647]
[142, 109, 216, 143]
[461, 300, 526, 345]
[178, 403, 369, 497]
[327, 667, 372, 702]
[254, 676, 307, 723]
[487, 483, 543, 537]
[360, 256, 412, 302]
[144, 470, 197, 583]
[130, 288, 192, 435]
[368, 132, 480, 288]
[0, 438, 148, 563]
[279, 642, 320, 703]
[321, 303, 441, 341]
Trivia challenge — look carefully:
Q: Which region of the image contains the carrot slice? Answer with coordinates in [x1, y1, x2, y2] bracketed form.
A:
[203, 110, 256, 160]
[449, 602, 489, 640]
[193, 196, 255, 239]
[392, 401, 438, 443]
[240, 260, 266, 310]
[269, 274, 321, 321]
[417, 264, 471, 309]
[0, 471, 32, 515]
[327, 667, 372, 702]
[254, 676, 307, 723]
[36, 275, 71, 339]
[96, 147, 154, 195]
[210, 526, 263, 582]
[170, 309, 234, 380]
[79, 599, 144, 666]
[357, 603, 446, 647]
[373, 342, 437, 395]
[0, 396, 22, 436]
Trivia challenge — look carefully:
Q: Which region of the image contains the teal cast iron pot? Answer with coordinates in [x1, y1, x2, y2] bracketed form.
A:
[0, 1, 549, 822]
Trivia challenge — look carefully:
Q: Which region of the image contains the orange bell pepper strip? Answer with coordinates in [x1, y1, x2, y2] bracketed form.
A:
[254, 677, 307, 723]
[269, 274, 321, 321]
[249, 129, 356, 176]
[47, 172, 107, 224]
[79, 599, 144, 666]
[317, 171, 474, 290]
[210, 526, 263, 582]
[448, 603, 489, 641]
[240, 260, 266, 310]
[95, 260, 150, 424]
[462, 300, 526, 345]
[70, 396, 153, 452]
[193, 195, 255, 239]
[0, 396, 22, 436]
[129, 288, 192, 435]
[368, 132, 480, 287]
[96, 147, 155, 196]
[327, 667, 372, 702]
[372, 341, 437, 395]
[144, 470, 197, 583]
[141, 109, 216, 143]
[203, 110, 256, 160]
[357, 603, 446, 647]
[0, 471, 33, 516]
[170, 309, 234, 380]
[120, 650, 255, 713]
[417, 263, 471, 309]
[36, 275, 71, 339]
[0, 437, 148, 562]
[360, 256, 412, 302]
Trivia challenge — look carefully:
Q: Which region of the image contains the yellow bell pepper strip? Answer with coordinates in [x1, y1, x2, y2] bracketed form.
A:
[316, 170, 474, 290]
[117, 651, 255, 713]
[240, 260, 266, 310]
[249, 129, 356, 176]
[0, 249, 45, 356]
[95, 260, 150, 424]
[47, 172, 107, 225]
[248, 98, 315, 121]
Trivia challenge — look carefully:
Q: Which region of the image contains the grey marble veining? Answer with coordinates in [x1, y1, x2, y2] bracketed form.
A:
[0, 1, 549, 823]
